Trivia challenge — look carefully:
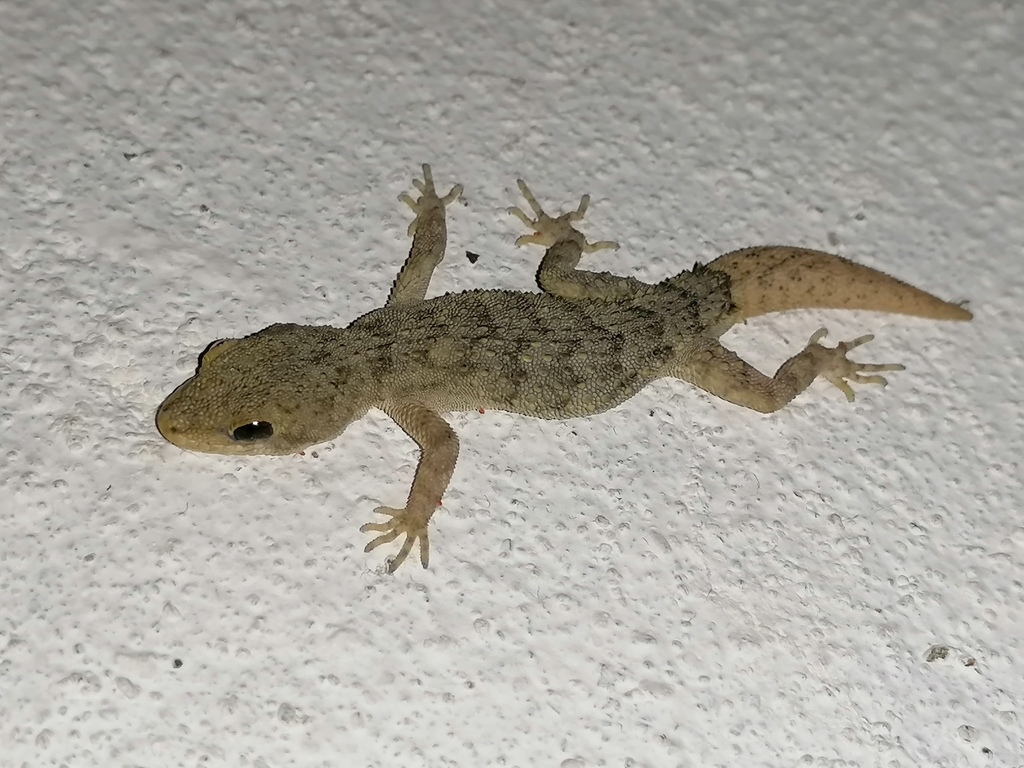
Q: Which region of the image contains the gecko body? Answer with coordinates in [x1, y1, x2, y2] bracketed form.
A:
[157, 166, 971, 571]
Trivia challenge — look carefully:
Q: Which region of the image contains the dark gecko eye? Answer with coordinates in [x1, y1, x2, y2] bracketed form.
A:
[232, 421, 274, 441]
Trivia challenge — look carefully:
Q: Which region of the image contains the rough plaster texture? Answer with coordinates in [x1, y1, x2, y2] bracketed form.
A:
[1, 0, 1022, 766]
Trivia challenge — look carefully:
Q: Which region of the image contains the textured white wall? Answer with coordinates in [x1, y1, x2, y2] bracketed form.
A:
[1, 0, 1021, 765]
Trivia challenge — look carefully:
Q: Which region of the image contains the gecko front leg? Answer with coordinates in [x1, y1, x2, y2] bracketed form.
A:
[387, 164, 463, 306]
[359, 401, 460, 572]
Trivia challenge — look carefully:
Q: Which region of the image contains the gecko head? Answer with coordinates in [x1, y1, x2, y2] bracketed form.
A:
[156, 324, 371, 456]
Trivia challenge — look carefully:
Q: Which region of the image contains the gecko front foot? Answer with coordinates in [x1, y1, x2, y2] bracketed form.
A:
[807, 328, 906, 402]
[400, 163, 463, 236]
[508, 179, 618, 253]
[360, 504, 432, 573]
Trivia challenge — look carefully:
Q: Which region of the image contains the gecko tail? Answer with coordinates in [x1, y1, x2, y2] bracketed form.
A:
[706, 246, 973, 322]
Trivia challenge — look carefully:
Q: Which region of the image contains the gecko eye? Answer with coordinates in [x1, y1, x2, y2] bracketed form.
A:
[231, 421, 274, 441]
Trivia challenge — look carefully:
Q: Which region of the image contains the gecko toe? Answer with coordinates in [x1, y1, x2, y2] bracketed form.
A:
[361, 505, 431, 572]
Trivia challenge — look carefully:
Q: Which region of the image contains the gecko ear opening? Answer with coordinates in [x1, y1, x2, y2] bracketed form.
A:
[197, 338, 240, 370]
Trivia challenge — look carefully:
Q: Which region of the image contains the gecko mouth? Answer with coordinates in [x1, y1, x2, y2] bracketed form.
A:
[155, 392, 225, 453]
[155, 401, 198, 450]
[156, 409, 237, 453]
[156, 389, 281, 455]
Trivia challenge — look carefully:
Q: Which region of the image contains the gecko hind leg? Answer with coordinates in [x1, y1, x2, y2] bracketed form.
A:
[671, 328, 905, 413]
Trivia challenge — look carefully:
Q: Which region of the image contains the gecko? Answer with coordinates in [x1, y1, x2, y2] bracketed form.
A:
[156, 165, 972, 572]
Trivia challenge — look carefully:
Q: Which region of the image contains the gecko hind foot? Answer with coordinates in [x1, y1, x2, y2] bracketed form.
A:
[360, 505, 431, 572]
[400, 164, 463, 236]
[808, 328, 906, 402]
[508, 179, 618, 253]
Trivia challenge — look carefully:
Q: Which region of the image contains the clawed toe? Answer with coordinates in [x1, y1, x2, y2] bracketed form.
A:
[401, 164, 463, 235]
[360, 505, 431, 573]
[810, 328, 905, 402]
[509, 179, 617, 252]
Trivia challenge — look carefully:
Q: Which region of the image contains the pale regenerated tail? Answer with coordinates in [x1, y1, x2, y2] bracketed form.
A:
[707, 246, 973, 322]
